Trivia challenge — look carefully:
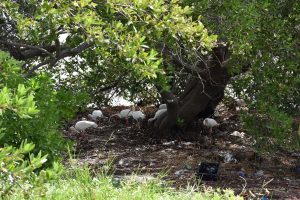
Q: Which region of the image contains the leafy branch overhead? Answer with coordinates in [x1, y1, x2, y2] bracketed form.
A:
[0, 0, 217, 81]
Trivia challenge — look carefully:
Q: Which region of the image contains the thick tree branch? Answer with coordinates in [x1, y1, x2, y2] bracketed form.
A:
[0, 40, 55, 59]
[93, 72, 129, 94]
[55, 39, 61, 59]
[160, 44, 208, 75]
[58, 42, 92, 58]
[20, 45, 57, 59]
[26, 42, 93, 76]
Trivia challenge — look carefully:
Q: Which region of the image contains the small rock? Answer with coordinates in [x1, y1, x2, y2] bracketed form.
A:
[236, 99, 246, 107]
[181, 142, 193, 146]
[183, 164, 193, 170]
[214, 110, 221, 117]
[224, 153, 237, 163]
[254, 170, 264, 177]
[163, 141, 176, 146]
[121, 175, 155, 184]
[230, 131, 245, 138]
[174, 169, 186, 177]
[118, 159, 124, 165]
[112, 177, 121, 187]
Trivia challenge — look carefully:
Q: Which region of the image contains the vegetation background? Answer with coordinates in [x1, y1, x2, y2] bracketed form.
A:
[0, 0, 299, 199]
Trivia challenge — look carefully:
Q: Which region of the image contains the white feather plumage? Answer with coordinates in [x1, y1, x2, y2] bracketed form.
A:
[203, 118, 219, 134]
[203, 118, 219, 128]
[74, 120, 98, 131]
[88, 110, 103, 120]
[158, 104, 167, 110]
[148, 108, 167, 124]
[132, 111, 145, 121]
[119, 109, 133, 118]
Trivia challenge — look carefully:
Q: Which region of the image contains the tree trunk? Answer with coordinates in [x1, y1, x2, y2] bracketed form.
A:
[150, 45, 230, 138]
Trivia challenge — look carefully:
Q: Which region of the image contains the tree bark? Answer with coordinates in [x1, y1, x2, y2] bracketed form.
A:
[150, 45, 231, 138]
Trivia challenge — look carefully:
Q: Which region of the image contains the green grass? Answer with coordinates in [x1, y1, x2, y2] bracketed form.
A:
[4, 166, 242, 200]
[0, 144, 242, 199]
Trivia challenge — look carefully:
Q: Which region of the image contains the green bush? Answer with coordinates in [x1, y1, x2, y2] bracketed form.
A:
[0, 51, 90, 162]
[0, 141, 52, 197]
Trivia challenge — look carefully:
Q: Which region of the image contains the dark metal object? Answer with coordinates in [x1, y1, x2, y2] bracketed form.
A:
[197, 162, 219, 181]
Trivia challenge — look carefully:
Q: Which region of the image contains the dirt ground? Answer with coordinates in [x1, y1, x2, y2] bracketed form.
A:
[63, 105, 300, 200]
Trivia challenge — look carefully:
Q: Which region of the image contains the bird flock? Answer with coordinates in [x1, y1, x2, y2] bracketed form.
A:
[71, 106, 147, 132]
[69, 103, 222, 135]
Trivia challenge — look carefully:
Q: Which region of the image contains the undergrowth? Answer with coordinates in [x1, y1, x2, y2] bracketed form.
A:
[0, 143, 242, 200]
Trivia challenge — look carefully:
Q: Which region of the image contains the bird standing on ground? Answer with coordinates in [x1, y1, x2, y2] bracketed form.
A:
[203, 118, 219, 134]
[69, 119, 97, 141]
[131, 107, 145, 129]
[73, 120, 98, 131]
[120, 109, 133, 118]
[148, 108, 167, 125]
[109, 108, 132, 124]
[88, 110, 103, 120]
[132, 110, 145, 121]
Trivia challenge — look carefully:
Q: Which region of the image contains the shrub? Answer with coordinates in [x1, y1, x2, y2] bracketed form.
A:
[0, 51, 90, 163]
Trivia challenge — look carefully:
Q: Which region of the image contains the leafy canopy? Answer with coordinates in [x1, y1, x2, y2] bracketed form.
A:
[1, 0, 217, 103]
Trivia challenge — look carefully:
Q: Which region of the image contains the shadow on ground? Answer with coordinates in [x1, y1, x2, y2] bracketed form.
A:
[63, 105, 300, 199]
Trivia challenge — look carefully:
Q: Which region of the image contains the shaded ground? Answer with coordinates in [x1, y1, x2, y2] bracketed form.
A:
[63, 104, 300, 200]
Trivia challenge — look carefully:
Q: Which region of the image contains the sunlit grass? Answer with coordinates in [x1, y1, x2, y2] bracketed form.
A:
[5, 165, 242, 200]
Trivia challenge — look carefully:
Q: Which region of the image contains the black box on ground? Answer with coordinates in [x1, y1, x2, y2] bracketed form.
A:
[197, 162, 219, 181]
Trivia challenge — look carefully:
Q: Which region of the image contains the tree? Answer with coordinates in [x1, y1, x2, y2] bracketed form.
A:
[182, 0, 300, 148]
[0, 0, 231, 138]
[1, 1, 298, 146]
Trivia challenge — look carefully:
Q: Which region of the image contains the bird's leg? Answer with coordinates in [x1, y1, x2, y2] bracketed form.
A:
[137, 121, 141, 130]
[209, 127, 216, 144]
[76, 131, 84, 141]
[209, 127, 213, 138]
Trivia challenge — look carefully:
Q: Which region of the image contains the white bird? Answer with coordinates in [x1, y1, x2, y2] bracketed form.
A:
[88, 110, 103, 120]
[120, 109, 133, 118]
[203, 118, 219, 133]
[132, 110, 145, 121]
[148, 108, 167, 125]
[109, 108, 133, 124]
[131, 107, 145, 129]
[74, 120, 98, 131]
[159, 104, 167, 110]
